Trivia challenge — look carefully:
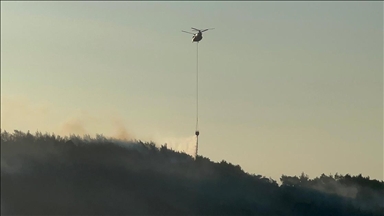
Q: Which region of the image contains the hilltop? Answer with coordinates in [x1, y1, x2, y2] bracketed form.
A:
[1, 130, 383, 215]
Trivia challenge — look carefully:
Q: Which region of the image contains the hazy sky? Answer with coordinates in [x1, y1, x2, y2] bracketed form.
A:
[1, 1, 383, 181]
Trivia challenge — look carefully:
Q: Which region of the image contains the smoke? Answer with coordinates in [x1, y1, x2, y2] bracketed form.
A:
[1, 95, 51, 131]
[111, 118, 133, 141]
[152, 133, 197, 157]
[1, 160, 22, 175]
[311, 180, 358, 199]
[1, 94, 136, 141]
[1, 95, 50, 116]
[297, 176, 384, 211]
[57, 111, 135, 142]
[59, 117, 88, 136]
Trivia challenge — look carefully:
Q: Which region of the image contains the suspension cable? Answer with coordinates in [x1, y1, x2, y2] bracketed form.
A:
[194, 42, 199, 159]
[196, 42, 199, 132]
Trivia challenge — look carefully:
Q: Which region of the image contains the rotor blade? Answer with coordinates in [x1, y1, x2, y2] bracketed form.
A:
[201, 28, 214, 32]
[182, 30, 195, 35]
[191, 27, 200, 31]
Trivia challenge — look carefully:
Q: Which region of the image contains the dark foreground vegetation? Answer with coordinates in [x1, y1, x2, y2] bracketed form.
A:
[1, 130, 383, 215]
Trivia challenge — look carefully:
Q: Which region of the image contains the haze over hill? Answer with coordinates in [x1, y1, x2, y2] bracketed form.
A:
[2, 2, 382, 182]
[1, 130, 383, 215]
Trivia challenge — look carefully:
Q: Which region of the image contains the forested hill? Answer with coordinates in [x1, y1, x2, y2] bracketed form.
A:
[1, 130, 383, 215]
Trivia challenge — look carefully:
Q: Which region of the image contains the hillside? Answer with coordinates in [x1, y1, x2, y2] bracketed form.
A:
[1, 130, 383, 215]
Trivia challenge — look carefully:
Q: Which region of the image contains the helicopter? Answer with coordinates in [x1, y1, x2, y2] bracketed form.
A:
[182, 27, 214, 42]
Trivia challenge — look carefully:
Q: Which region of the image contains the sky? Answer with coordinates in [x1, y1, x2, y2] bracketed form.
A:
[1, 1, 383, 181]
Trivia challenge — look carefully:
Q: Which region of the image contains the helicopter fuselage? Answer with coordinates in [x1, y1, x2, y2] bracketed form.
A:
[183, 28, 213, 42]
[192, 32, 202, 42]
